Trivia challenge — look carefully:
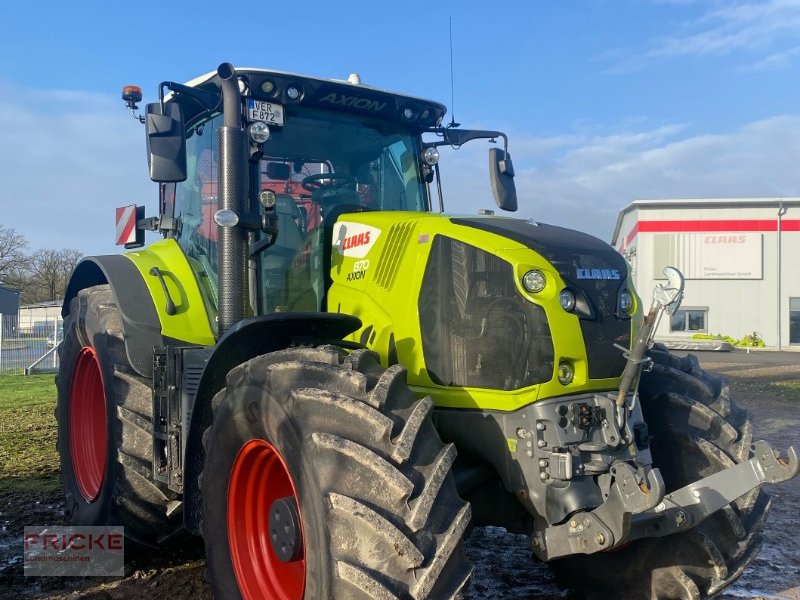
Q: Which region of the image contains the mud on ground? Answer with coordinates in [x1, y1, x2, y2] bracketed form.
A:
[1, 351, 798, 599]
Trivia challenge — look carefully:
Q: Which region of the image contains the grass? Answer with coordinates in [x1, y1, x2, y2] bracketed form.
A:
[0, 372, 61, 494]
[772, 379, 800, 400]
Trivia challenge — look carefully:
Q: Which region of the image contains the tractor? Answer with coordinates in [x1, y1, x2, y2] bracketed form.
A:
[56, 62, 798, 599]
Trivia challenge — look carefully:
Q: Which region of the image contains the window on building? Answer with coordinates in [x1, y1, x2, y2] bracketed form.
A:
[670, 308, 708, 333]
[790, 298, 800, 345]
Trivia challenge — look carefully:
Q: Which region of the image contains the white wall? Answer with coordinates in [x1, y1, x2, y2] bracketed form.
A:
[621, 204, 800, 347]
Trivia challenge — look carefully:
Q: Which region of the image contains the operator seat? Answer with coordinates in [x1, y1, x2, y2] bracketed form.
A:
[262, 194, 305, 311]
[274, 194, 304, 251]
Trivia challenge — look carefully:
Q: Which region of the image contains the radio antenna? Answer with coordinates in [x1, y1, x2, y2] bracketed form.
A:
[448, 16, 460, 128]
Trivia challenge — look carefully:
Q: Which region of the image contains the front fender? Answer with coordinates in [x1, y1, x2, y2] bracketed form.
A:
[182, 312, 361, 533]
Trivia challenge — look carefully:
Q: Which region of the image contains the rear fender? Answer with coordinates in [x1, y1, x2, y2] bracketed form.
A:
[63, 256, 164, 378]
[63, 239, 216, 377]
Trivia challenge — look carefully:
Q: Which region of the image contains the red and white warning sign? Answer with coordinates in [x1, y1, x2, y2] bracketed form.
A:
[116, 205, 138, 245]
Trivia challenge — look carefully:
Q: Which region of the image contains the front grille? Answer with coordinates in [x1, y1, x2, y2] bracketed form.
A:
[566, 253, 628, 379]
[419, 236, 554, 390]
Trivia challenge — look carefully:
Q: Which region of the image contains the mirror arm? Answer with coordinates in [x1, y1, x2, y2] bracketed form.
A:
[158, 81, 221, 113]
[248, 213, 279, 258]
[426, 128, 509, 153]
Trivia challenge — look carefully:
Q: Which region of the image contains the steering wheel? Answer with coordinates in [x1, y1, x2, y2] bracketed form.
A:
[301, 173, 357, 193]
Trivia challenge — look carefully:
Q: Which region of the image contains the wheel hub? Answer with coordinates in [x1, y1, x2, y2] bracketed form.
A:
[269, 497, 303, 563]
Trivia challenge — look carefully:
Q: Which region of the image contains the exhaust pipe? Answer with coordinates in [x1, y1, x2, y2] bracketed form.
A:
[216, 63, 248, 335]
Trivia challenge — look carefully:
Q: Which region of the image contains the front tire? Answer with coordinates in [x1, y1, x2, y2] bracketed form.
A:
[200, 346, 473, 600]
[549, 348, 770, 599]
[56, 285, 182, 544]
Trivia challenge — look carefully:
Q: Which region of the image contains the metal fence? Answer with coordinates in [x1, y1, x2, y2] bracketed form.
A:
[0, 313, 63, 374]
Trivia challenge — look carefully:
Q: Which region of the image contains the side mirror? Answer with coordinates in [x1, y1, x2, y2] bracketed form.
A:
[489, 147, 517, 212]
[145, 102, 187, 182]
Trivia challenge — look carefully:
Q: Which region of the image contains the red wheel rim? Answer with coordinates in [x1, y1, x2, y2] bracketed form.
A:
[228, 439, 306, 600]
[69, 347, 108, 502]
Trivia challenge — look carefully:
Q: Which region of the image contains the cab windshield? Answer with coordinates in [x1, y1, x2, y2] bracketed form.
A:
[256, 107, 428, 313]
[258, 106, 427, 213]
[173, 106, 428, 321]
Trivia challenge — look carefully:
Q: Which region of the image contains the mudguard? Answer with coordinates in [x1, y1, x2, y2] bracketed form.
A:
[63, 255, 165, 378]
[63, 240, 217, 378]
[182, 311, 361, 533]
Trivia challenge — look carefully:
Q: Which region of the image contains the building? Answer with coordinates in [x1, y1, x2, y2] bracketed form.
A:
[18, 300, 63, 335]
[611, 198, 800, 349]
[0, 286, 20, 317]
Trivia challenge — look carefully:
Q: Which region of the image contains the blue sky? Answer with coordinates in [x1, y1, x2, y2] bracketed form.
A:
[2, 0, 800, 256]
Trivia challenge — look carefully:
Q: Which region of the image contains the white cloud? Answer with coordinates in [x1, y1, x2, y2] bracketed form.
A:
[741, 44, 800, 71]
[437, 115, 800, 242]
[605, 0, 800, 72]
[0, 81, 155, 256]
[1, 81, 798, 260]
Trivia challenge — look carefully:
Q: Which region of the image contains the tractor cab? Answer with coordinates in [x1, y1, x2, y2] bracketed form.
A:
[126, 65, 517, 332]
[173, 103, 432, 317]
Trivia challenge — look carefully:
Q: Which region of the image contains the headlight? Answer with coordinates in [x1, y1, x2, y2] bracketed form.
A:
[247, 121, 271, 144]
[259, 190, 277, 208]
[620, 290, 633, 313]
[422, 147, 440, 166]
[522, 270, 546, 293]
[558, 361, 574, 385]
[559, 289, 576, 311]
[401, 106, 417, 121]
[286, 85, 302, 101]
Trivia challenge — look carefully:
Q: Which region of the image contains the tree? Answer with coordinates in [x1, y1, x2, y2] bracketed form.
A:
[26, 248, 83, 303]
[0, 225, 29, 287]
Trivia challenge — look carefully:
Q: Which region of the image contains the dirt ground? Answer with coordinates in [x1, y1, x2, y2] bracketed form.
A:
[2, 350, 798, 599]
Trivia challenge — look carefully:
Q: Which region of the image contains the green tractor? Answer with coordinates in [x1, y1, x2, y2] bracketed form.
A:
[57, 63, 797, 599]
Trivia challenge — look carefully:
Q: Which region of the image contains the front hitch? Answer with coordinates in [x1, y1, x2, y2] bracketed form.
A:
[531, 460, 665, 560]
[531, 440, 798, 561]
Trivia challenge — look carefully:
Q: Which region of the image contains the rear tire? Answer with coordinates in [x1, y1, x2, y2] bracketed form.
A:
[56, 285, 182, 544]
[200, 346, 473, 600]
[549, 348, 770, 599]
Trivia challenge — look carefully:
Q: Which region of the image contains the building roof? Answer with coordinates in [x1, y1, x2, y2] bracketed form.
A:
[611, 197, 800, 245]
[20, 300, 62, 310]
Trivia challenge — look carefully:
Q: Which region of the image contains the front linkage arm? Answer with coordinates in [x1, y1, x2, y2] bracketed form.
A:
[532, 420, 799, 562]
[629, 440, 799, 542]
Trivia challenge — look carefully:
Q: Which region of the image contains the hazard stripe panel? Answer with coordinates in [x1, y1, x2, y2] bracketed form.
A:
[116, 205, 137, 245]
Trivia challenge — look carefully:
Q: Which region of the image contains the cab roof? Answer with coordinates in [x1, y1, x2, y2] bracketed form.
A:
[174, 66, 447, 131]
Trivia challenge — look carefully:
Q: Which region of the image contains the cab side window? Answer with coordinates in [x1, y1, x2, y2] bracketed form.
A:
[173, 114, 223, 327]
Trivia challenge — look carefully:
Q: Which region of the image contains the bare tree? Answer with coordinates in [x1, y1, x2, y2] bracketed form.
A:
[0, 225, 29, 287]
[27, 248, 83, 303]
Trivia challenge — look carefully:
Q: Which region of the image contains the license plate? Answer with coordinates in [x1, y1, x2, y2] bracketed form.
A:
[247, 99, 285, 126]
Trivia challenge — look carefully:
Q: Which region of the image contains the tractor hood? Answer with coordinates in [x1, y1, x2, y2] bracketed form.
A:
[450, 216, 632, 380]
[449, 217, 628, 280]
